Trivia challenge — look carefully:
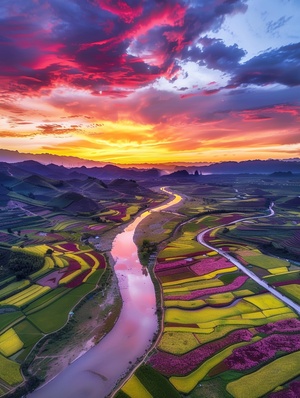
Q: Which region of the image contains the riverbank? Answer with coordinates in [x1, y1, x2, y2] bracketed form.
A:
[29, 269, 122, 384]
[28, 188, 183, 398]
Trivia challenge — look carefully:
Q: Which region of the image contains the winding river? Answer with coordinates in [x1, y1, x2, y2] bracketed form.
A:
[30, 188, 182, 398]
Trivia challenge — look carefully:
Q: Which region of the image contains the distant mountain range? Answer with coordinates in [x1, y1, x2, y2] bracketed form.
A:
[198, 160, 300, 174]
[0, 160, 160, 209]
[1, 149, 300, 175]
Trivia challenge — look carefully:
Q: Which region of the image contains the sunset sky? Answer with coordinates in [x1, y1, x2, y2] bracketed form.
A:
[0, 0, 299, 165]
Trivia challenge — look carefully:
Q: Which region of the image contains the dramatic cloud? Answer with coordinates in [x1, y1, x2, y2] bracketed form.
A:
[230, 42, 300, 88]
[0, 0, 299, 163]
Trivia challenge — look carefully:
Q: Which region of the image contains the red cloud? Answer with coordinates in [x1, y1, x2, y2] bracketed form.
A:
[96, 0, 143, 23]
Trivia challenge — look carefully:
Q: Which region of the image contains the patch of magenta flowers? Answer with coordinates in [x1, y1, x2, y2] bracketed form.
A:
[148, 329, 253, 376]
[224, 333, 300, 371]
[155, 258, 194, 272]
[256, 318, 300, 334]
[268, 381, 300, 398]
[190, 257, 232, 276]
[59, 242, 78, 251]
[166, 275, 248, 301]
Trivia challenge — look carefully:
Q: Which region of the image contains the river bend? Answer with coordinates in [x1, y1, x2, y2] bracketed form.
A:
[30, 188, 182, 398]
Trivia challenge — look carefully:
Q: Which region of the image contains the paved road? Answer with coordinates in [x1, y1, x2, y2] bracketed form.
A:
[197, 205, 300, 315]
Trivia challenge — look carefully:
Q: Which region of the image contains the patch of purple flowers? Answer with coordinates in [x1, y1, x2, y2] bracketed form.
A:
[256, 318, 300, 334]
[148, 329, 253, 376]
[268, 381, 300, 398]
[190, 257, 232, 276]
[225, 334, 300, 371]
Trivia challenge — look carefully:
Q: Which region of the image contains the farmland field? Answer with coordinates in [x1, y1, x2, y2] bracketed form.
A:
[117, 177, 300, 398]
[0, 169, 170, 397]
[0, 168, 300, 397]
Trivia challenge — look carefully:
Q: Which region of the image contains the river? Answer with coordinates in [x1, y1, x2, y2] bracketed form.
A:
[30, 188, 182, 398]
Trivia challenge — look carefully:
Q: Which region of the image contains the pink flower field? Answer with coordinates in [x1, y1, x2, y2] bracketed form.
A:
[225, 333, 300, 370]
[155, 258, 197, 272]
[256, 318, 300, 334]
[269, 381, 300, 398]
[66, 269, 92, 288]
[166, 275, 248, 301]
[59, 242, 79, 251]
[190, 256, 232, 276]
[156, 265, 194, 277]
[61, 259, 81, 278]
[149, 329, 253, 376]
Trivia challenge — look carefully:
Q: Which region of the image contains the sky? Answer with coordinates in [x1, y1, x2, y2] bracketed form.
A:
[0, 0, 299, 165]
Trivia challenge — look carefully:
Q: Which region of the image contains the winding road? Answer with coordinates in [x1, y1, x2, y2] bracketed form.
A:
[197, 204, 300, 315]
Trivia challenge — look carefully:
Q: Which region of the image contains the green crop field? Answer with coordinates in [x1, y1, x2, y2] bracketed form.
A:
[27, 283, 96, 333]
[0, 354, 23, 385]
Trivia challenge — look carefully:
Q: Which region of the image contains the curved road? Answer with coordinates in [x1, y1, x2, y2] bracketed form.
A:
[197, 205, 300, 315]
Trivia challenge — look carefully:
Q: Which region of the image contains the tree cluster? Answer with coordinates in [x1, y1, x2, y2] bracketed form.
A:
[139, 239, 157, 265]
[8, 251, 44, 280]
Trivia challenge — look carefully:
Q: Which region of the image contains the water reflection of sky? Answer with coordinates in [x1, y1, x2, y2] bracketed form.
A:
[30, 187, 182, 398]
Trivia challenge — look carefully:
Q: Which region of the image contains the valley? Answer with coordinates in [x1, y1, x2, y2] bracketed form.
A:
[0, 161, 299, 397]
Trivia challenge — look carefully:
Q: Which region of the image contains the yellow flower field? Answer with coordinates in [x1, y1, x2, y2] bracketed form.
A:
[59, 269, 83, 285]
[233, 289, 254, 298]
[158, 332, 200, 354]
[0, 328, 23, 357]
[162, 267, 237, 287]
[66, 253, 90, 270]
[164, 299, 206, 309]
[1, 285, 50, 307]
[205, 292, 235, 305]
[164, 310, 296, 331]
[278, 284, 300, 303]
[164, 299, 259, 325]
[238, 251, 289, 270]
[163, 279, 223, 294]
[226, 351, 300, 398]
[164, 326, 214, 334]
[262, 307, 293, 317]
[268, 266, 289, 274]
[121, 374, 152, 398]
[121, 205, 139, 222]
[52, 254, 67, 267]
[159, 230, 207, 258]
[13, 244, 50, 257]
[0, 280, 30, 299]
[244, 293, 285, 310]
[170, 339, 258, 393]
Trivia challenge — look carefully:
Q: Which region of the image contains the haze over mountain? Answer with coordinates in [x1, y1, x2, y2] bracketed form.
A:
[2, 156, 300, 182]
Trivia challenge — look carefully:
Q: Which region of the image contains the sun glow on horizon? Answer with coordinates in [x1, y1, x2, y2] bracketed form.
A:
[0, 0, 299, 164]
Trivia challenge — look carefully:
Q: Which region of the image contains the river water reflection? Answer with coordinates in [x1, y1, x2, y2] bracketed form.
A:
[30, 188, 181, 398]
